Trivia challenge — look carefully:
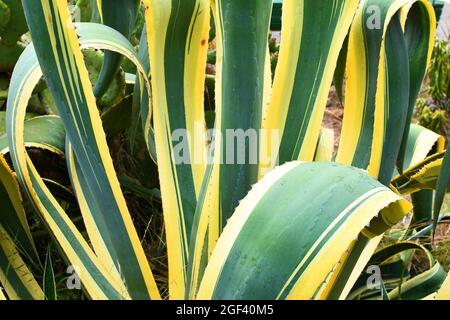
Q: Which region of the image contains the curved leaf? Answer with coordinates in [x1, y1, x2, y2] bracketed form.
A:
[143, 0, 210, 299]
[0, 115, 65, 155]
[93, 0, 140, 99]
[197, 162, 411, 300]
[336, 0, 436, 186]
[0, 154, 38, 264]
[0, 226, 44, 300]
[11, 2, 157, 299]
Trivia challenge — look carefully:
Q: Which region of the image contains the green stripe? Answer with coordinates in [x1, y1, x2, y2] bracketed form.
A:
[397, 1, 433, 172]
[377, 12, 410, 185]
[163, 0, 200, 243]
[217, 0, 273, 229]
[278, 0, 345, 163]
[351, 0, 391, 170]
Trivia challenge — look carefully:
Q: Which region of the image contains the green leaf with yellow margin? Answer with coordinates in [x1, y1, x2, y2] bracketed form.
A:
[143, 0, 210, 299]
[0, 226, 44, 300]
[9, 1, 158, 299]
[196, 161, 411, 300]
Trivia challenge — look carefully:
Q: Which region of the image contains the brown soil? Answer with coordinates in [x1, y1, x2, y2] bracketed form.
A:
[322, 86, 344, 154]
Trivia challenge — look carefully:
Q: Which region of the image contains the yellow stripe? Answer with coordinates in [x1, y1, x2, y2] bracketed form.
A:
[184, 0, 209, 196]
[260, 0, 304, 175]
[262, 46, 273, 125]
[410, 125, 445, 167]
[188, 209, 209, 299]
[399, 157, 443, 194]
[144, 0, 187, 300]
[400, 3, 414, 28]
[314, 240, 356, 299]
[336, 8, 367, 165]
[188, 31, 224, 294]
[97, 0, 103, 22]
[420, 0, 437, 69]
[435, 273, 450, 300]
[314, 127, 335, 162]
[316, 236, 383, 300]
[368, 42, 387, 179]
[206, 0, 224, 261]
[0, 226, 44, 300]
[298, 0, 359, 161]
[286, 193, 410, 299]
[258, 46, 273, 179]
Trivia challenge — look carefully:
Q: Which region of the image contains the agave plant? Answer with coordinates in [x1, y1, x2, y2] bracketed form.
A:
[0, 0, 449, 300]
